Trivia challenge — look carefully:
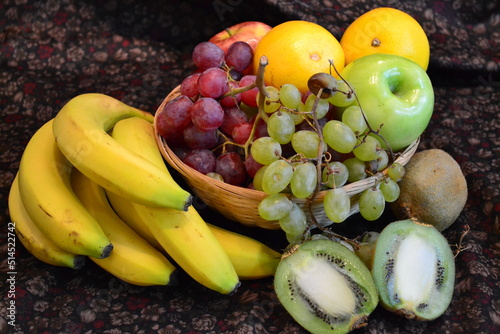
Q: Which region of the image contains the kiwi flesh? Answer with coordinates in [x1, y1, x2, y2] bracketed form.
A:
[274, 239, 378, 334]
[372, 219, 455, 321]
[391, 149, 467, 231]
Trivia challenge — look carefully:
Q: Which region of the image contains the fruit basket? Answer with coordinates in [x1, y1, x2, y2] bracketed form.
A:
[154, 85, 419, 230]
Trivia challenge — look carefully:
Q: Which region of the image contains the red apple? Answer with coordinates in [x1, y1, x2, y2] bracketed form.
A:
[209, 21, 272, 54]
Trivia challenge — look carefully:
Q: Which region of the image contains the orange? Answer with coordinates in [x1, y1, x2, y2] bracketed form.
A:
[340, 7, 430, 70]
[253, 20, 345, 94]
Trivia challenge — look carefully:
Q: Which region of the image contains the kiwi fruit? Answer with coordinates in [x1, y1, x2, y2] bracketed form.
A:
[391, 149, 467, 231]
[372, 219, 455, 321]
[274, 239, 378, 334]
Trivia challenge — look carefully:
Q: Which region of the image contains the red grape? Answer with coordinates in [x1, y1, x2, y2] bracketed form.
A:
[159, 95, 193, 129]
[192, 41, 224, 69]
[220, 106, 248, 136]
[197, 67, 228, 99]
[180, 73, 200, 98]
[232, 122, 252, 144]
[239, 75, 258, 107]
[229, 69, 243, 81]
[244, 154, 264, 178]
[183, 149, 217, 174]
[219, 80, 241, 107]
[190, 97, 224, 131]
[183, 123, 218, 149]
[215, 152, 247, 185]
[249, 115, 269, 139]
[226, 41, 253, 72]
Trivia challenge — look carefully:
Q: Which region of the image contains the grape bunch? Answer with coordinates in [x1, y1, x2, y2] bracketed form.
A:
[156, 40, 262, 186]
[156, 40, 406, 244]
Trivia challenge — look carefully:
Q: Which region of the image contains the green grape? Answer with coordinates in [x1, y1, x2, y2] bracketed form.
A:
[290, 162, 317, 198]
[257, 86, 281, 113]
[279, 203, 307, 236]
[359, 187, 385, 221]
[310, 233, 329, 241]
[206, 172, 224, 182]
[387, 162, 406, 182]
[342, 105, 367, 134]
[322, 120, 357, 154]
[322, 161, 349, 188]
[327, 80, 355, 107]
[267, 110, 296, 144]
[252, 165, 267, 191]
[251, 137, 282, 165]
[289, 103, 306, 125]
[376, 149, 389, 171]
[379, 178, 400, 202]
[258, 193, 293, 221]
[353, 135, 382, 161]
[286, 229, 311, 245]
[344, 157, 367, 182]
[279, 84, 302, 109]
[323, 188, 351, 223]
[291, 130, 325, 159]
[304, 94, 330, 119]
[262, 160, 294, 194]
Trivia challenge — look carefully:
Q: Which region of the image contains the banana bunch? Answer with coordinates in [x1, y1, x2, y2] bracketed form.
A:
[8, 93, 281, 293]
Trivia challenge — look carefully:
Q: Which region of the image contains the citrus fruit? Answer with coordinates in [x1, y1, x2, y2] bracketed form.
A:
[253, 20, 345, 94]
[340, 7, 430, 70]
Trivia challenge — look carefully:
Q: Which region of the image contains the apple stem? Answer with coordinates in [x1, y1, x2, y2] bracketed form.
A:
[225, 28, 233, 37]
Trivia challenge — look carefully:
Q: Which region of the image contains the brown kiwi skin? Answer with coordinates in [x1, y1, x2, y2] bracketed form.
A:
[390, 149, 467, 231]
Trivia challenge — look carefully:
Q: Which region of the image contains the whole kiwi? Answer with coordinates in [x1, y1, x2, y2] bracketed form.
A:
[391, 149, 467, 231]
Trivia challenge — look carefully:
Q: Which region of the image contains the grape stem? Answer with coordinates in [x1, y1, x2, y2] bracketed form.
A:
[216, 56, 272, 160]
[240, 56, 270, 159]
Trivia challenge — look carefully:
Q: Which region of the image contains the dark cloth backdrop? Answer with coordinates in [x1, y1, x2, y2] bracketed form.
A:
[1, 0, 499, 333]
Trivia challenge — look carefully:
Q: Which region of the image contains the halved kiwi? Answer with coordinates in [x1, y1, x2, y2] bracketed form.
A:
[274, 239, 378, 334]
[372, 219, 455, 320]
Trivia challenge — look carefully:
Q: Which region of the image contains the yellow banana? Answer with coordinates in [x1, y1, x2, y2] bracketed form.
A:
[106, 190, 164, 251]
[207, 224, 282, 280]
[8, 174, 85, 269]
[52, 93, 192, 211]
[17, 120, 112, 259]
[107, 189, 280, 280]
[111, 117, 281, 280]
[110, 117, 240, 294]
[70, 169, 177, 286]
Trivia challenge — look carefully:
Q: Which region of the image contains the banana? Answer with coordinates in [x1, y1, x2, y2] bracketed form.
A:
[207, 224, 282, 280]
[107, 189, 280, 280]
[8, 174, 85, 269]
[17, 119, 113, 259]
[52, 93, 192, 211]
[106, 190, 164, 251]
[109, 117, 240, 294]
[70, 168, 177, 286]
[111, 117, 281, 280]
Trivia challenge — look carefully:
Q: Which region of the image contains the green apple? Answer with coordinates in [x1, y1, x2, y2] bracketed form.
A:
[340, 53, 434, 152]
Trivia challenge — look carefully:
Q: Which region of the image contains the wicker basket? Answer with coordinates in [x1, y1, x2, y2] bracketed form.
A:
[154, 86, 419, 230]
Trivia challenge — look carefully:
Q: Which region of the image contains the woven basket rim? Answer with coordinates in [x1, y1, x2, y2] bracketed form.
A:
[153, 86, 419, 228]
